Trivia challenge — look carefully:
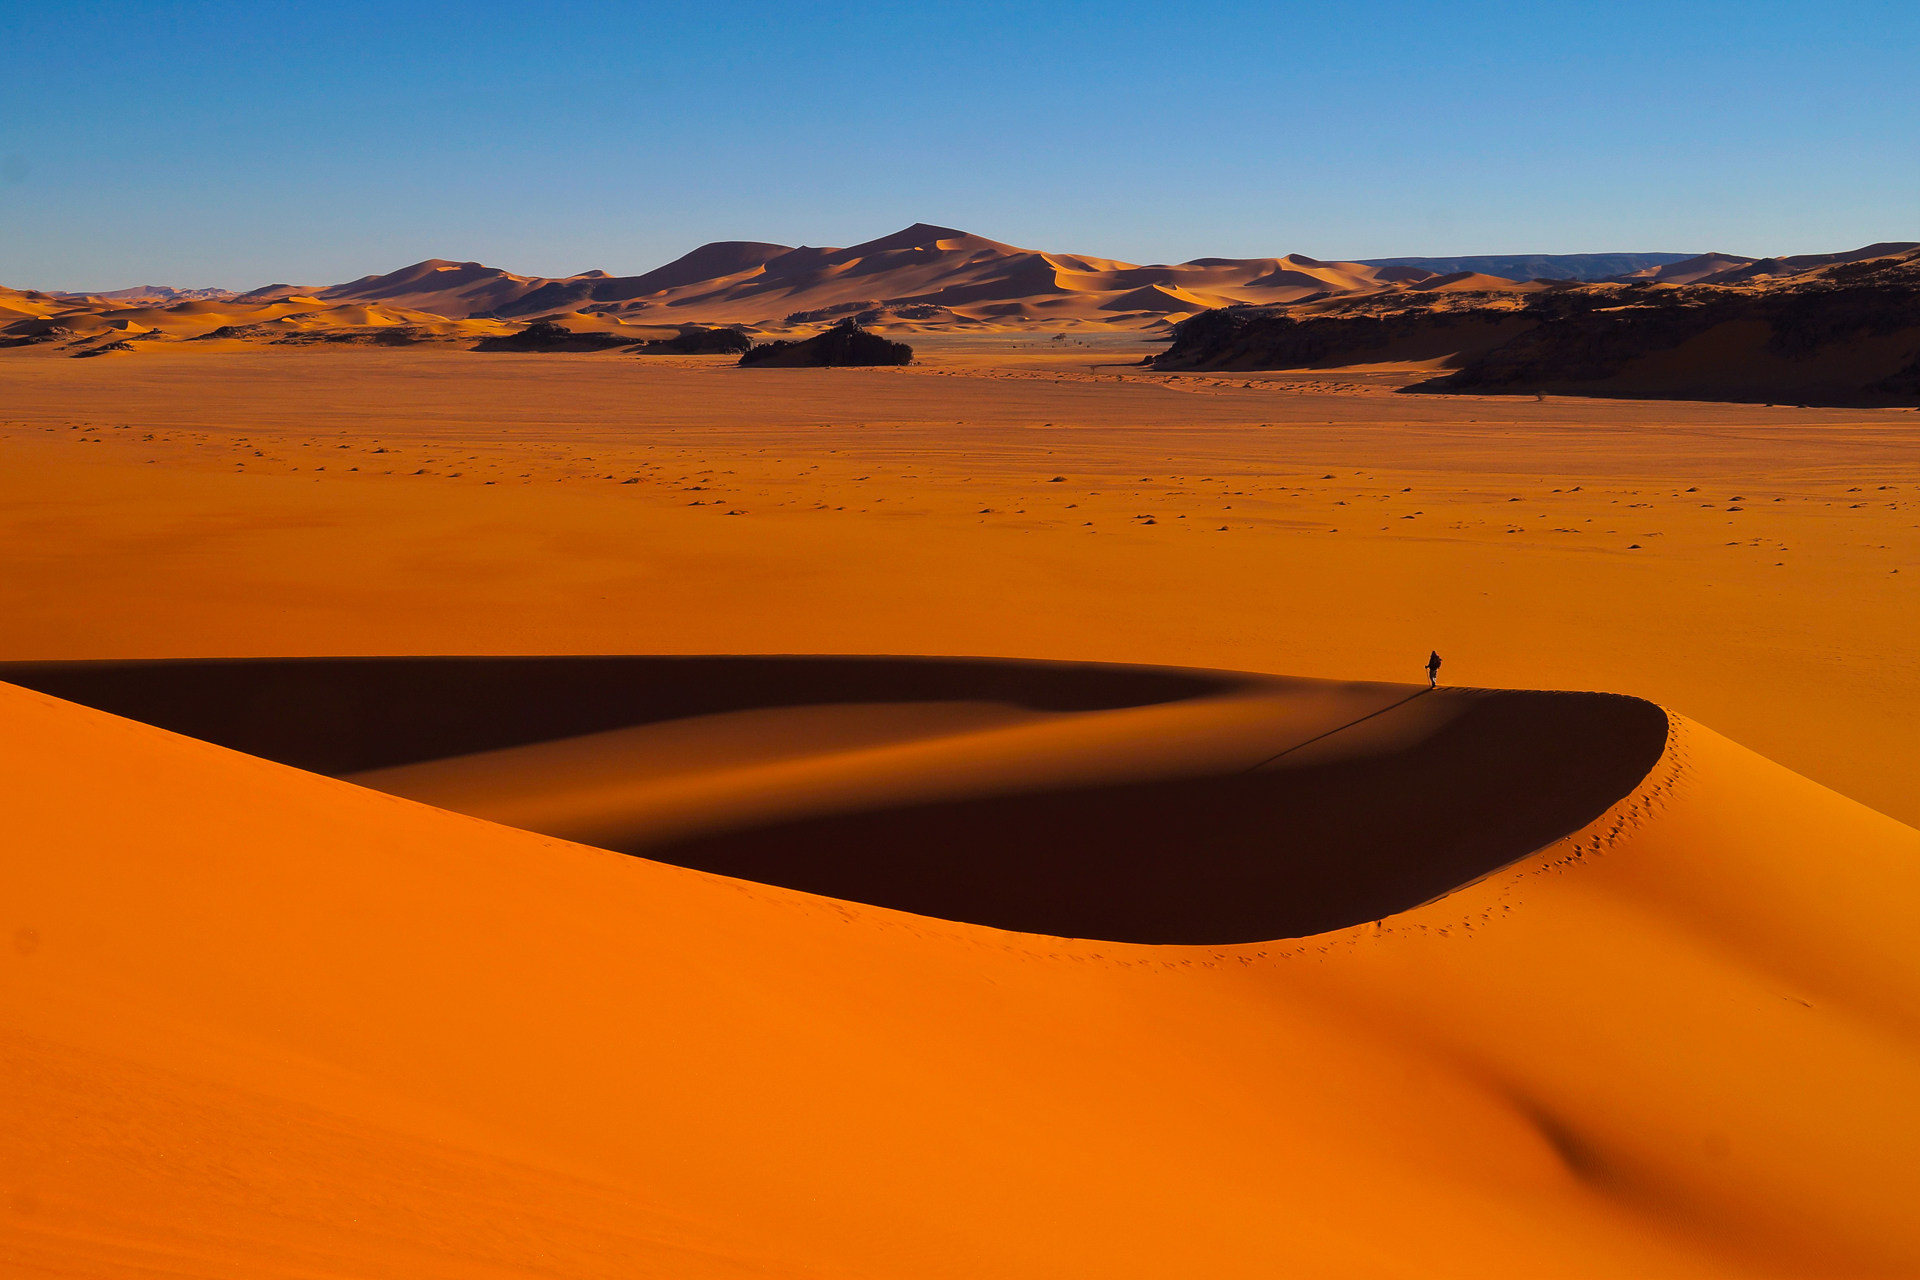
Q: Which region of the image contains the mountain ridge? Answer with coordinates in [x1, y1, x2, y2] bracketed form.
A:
[13, 227, 1913, 335]
[289, 225, 1687, 330]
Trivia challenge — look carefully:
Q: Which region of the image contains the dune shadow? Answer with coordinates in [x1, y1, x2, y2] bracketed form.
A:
[0, 656, 1667, 944]
[0, 655, 1227, 776]
[642, 691, 1666, 942]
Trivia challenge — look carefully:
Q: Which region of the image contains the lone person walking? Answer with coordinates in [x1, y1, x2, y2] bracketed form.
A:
[1426, 650, 1442, 688]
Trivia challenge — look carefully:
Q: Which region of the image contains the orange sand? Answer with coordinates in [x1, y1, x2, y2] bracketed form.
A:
[4, 663, 1918, 1277]
[0, 343, 1913, 821]
[3, 340, 1919, 1277]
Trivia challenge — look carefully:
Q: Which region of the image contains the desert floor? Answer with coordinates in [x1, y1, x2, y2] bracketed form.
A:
[7, 338, 1920, 1279]
[1, 338, 1913, 823]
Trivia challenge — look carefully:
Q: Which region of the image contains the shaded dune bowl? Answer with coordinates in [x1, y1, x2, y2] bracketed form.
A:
[0, 655, 1666, 943]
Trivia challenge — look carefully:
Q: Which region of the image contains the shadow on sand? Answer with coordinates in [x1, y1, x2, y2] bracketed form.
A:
[0, 655, 1667, 944]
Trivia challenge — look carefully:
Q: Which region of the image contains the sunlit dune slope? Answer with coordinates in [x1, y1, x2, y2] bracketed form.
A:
[5, 659, 1918, 1278]
[12, 235, 1889, 347]
[0, 286, 71, 322]
[42, 285, 239, 306]
[301, 226, 1456, 331]
[0, 293, 521, 353]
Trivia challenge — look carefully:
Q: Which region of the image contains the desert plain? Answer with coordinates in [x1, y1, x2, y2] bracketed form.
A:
[3, 338, 1914, 818]
[4, 315, 1920, 1277]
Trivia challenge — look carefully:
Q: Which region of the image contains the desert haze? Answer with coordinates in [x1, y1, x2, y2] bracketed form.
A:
[3, 223, 1918, 1279]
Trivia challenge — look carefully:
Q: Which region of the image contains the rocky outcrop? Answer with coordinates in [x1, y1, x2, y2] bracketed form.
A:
[471, 320, 752, 355]
[1153, 247, 1920, 407]
[634, 327, 752, 355]
[781, 301, 973, 327]
[190, 324, 279, 341]
[271, 327, 445, 346]
[470, 321, 638, 353]
[1152, 303, 1537, 372]
[0, 325, 73, 348]
[738, 320, 913, 368]
[1409, 250, 1920, 405]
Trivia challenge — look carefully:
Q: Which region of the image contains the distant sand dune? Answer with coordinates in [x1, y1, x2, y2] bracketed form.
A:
[0, 290, 526, 353]
[12, 231, 1901, 353]
[182, 225, 1475, 332]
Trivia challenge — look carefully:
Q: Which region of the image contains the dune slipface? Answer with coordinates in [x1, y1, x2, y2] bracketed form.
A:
[0, 656, 1665, 943]
[3, 657, 1918, 1278]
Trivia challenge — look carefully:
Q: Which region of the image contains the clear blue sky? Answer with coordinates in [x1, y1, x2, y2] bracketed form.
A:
[3, 1, 1915, 289]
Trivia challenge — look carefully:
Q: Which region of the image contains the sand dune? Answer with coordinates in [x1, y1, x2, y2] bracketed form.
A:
[16, 232, 1895, 349]
[2, 318, 1917, 1273]
[0, 285, 79, 322]
[0, 347, 1913, 822]
[0, 290, 739, 357]
[3, 655, 1917, 1277]
[303, 257, 555, 315]
[6, 211, 1918, 1279]
[0, 656, 1664, 943]
[1690, 240, 1919, 286]
[44, 284, 239, 305]
[0, 293, 520, 354]
[287, 225, 1486, 332]
[281, 236, 1756, 335]
[1407, 269, 1552, 293]
[1616, 252, 1760, 286]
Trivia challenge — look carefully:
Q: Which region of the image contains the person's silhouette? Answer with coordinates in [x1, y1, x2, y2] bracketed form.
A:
[1426, 651, 1442, 688]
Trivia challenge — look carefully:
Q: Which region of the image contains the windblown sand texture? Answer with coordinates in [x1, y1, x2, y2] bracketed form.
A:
[2, 317, 1918, 1276]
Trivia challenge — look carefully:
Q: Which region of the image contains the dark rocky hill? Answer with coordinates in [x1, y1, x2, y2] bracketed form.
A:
[473, 321, 750, 355]
[738, 320, 912, 368]
[471, 321, 639, 352]
[633, 327, 752, 355]
[1154, 246, 1920, 407]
